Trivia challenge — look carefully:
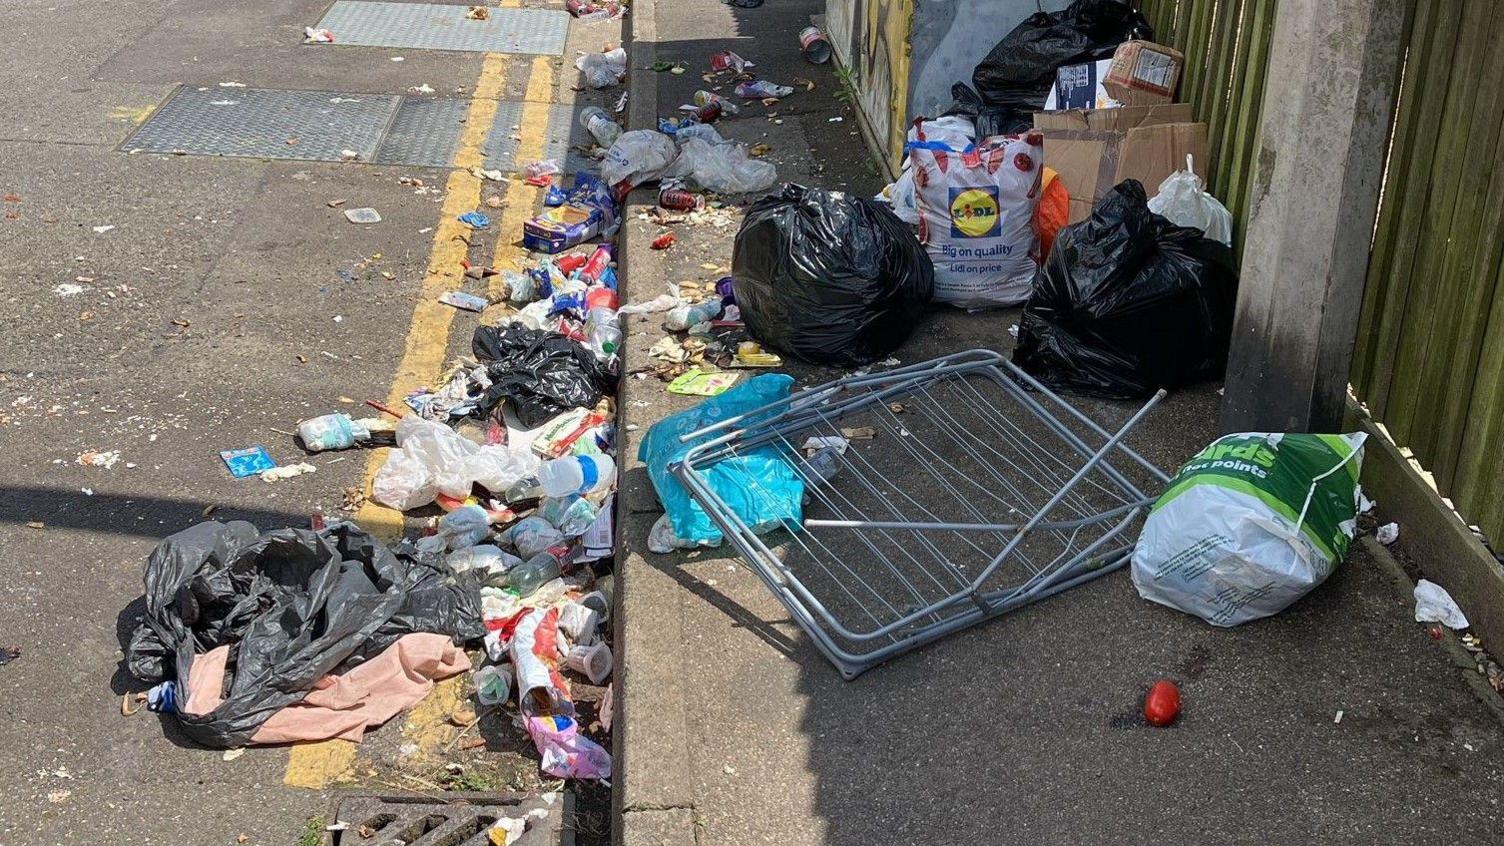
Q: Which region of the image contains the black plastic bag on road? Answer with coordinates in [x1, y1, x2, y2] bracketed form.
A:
[472, 324, 616, 428]
[972, 0, 1151, 132]
[125, 520, 483, 748]
[1012, 180, 1238, 399]
[731, 184, 934, 367]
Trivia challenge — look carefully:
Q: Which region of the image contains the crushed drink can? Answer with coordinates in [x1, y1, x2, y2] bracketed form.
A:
[659, 184, 705, 211]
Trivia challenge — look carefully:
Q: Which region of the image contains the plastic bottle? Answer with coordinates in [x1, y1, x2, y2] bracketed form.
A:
[297, 413, 370, 452]
[473, 664, 512, 705]
[585, 307, 622, 360]
[447, 545, 522, 583]
[538, 495, 601, 537]
[506, 545, 570, 597]
[735, 80, 795, 99]
[664, 299, 722, 331]
[693, 90, 738, 115]
[537, 453, 616, 497]
[579, 106, 623, 148]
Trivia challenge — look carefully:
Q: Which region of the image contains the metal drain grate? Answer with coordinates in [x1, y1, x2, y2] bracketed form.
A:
[324, 791, 574, 846]
[120, 87, 401, 162]
[314, 1, 570, 55]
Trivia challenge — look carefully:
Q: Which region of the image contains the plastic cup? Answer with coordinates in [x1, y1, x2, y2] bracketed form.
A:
[474, 663, 512, 706]
[566, 643, 613, 684]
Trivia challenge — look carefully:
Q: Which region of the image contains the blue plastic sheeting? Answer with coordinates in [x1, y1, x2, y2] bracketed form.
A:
[638, 374, 804, 544]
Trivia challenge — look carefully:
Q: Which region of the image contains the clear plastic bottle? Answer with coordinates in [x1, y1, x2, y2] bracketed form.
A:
[297, 413, 370, 452]
[506, 545, 570, 597]
[536, 453, 617, 497]
[579, 106, 623, 148]
[585, 307, 622, 360]
[473, 664, 512, 705]
[693, 90, 738, 115]
[664, 299, 723, 331]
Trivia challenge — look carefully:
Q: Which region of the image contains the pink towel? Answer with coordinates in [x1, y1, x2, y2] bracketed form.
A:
[183, 632, 471, 745]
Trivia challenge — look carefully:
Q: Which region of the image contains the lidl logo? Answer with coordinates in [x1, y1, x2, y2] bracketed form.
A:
[949, 186, 1000, 238]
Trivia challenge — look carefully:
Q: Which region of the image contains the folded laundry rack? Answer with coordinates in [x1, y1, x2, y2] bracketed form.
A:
[671, 350, 1172, 679]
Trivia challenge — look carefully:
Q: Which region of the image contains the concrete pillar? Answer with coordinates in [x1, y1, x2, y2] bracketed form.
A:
[1220, 0, 1408, 433]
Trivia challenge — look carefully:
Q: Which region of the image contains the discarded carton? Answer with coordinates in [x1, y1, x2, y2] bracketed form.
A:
[1104, 40, 1184, 106]
[1033, 104, 1208, 223]
[1044, 59, 1118, 111]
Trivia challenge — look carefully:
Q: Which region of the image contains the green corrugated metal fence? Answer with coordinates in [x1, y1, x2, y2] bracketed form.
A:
[1135, 0, 1277, 249]
[1351, 0, 1504, 538]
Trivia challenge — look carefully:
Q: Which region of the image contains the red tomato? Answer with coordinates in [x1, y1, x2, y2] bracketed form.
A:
[1143, 679, 1181, 727]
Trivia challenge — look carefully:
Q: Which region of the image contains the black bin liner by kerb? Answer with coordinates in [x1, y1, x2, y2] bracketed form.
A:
[472, 324, 616, 428]
[126, 520, 483, 748]
[1012, 180, 1238, 399]
[970, 0, 1151, 133]
[731, 184, 934, 367]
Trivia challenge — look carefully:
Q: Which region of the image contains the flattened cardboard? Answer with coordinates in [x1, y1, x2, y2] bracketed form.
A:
[1034, 104, 1206, 223]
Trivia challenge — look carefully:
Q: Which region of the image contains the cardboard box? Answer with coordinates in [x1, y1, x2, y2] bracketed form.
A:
[1103, 40, 1184, 106]
[1044, 59, 1119, 111]
[1034, 104, 1208, 223]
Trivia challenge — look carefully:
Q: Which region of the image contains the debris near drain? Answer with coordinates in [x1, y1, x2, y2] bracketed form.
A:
[325, 791, 570, 846]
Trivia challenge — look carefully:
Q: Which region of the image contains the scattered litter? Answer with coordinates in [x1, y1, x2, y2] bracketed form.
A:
[439, 291, 490, 312]
[53, 283, 87, 297]
[465, 4, 490, 20]
[1376, 522, 1399, 545]
[303, 26, 335, 43]
[1334, 710, 1343, 724]
[1143, 680, 1181, 727]
[709, 50, 753, 74]
[326, 198, 346, 208]
[410, 83, 435, 94]
[666, 369, 740, 396]
[650, 232, 676, 250]
[1414, 579, 1469, 630]
[799, 27, 831, 64]
[344, 207, 382, 224]
[219, 446, 277, 478]
[259, 462, 315, 483]
[77, 449, 121, 469]
[577, 48, 628, 89]
[92, 225, 115, 234]
[221, 748, 245, 761]
[0, 646, 19, 665]
[218, 82, 247, 88]
[458, 211, 491, 229]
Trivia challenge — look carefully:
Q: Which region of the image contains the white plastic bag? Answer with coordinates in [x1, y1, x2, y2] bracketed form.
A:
[576, 47, 627, 89]
[1132, 432, 1367, 626]
[911, 127, 1041, 308]
[373, 416, 540, 510]
[602, 130, 680, 192]
[1148, 155, 1233, 247]
[1414, 579, 1469, 629]
[675, 137, 777, 194]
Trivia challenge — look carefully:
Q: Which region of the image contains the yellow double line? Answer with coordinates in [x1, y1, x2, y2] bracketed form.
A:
[284, 37, 565, 791]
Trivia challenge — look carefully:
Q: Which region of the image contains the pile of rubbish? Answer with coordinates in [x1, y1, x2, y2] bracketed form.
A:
[128, 107, 628, 788]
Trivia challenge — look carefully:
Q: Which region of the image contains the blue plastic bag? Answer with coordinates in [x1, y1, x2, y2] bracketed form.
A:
[638, 374, 804, 544]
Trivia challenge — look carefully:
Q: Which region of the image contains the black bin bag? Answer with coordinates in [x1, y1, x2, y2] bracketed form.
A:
[1012, 180, 1238, 399]
[472, 323, 616, 428]
[731, 184, 934, 367]
[125, 520, 484, 748]
[972, 0, 1151, 133]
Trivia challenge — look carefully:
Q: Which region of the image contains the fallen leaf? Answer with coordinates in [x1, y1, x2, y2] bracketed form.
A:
[222, 748, 245, 761]
[793, 77, 816, 91]
[841, 426, 877, 440]
[202, 504, 219, 518]
[326, 199, 346, 208]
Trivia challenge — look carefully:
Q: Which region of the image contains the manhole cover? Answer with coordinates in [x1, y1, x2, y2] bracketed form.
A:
[325, 791, 574, 846]
[313, 2, 570, 55]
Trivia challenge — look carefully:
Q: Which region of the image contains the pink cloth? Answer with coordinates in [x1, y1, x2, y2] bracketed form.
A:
[183, 632, 471, 745]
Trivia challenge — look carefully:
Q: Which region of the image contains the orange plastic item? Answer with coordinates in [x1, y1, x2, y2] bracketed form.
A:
[1034, 167, 1069, 260]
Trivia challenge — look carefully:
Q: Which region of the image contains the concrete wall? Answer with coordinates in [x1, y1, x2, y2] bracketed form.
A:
[825, 0, 1066, 170]
[907, 0, 1069, 120]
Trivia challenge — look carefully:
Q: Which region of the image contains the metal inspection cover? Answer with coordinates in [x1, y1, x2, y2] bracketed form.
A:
[314, 1, 570, 55]
[374, 97, 471, 167]
[120, 87, 401, 162]
[483, 102, 595, 175]
[324, 791, 573, 846]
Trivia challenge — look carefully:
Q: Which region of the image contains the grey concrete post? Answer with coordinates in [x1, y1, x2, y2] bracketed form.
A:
[1220, 0, 1408, 433]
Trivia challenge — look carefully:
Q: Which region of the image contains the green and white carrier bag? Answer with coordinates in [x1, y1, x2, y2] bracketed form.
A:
[1131, 432, 1367, 626]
